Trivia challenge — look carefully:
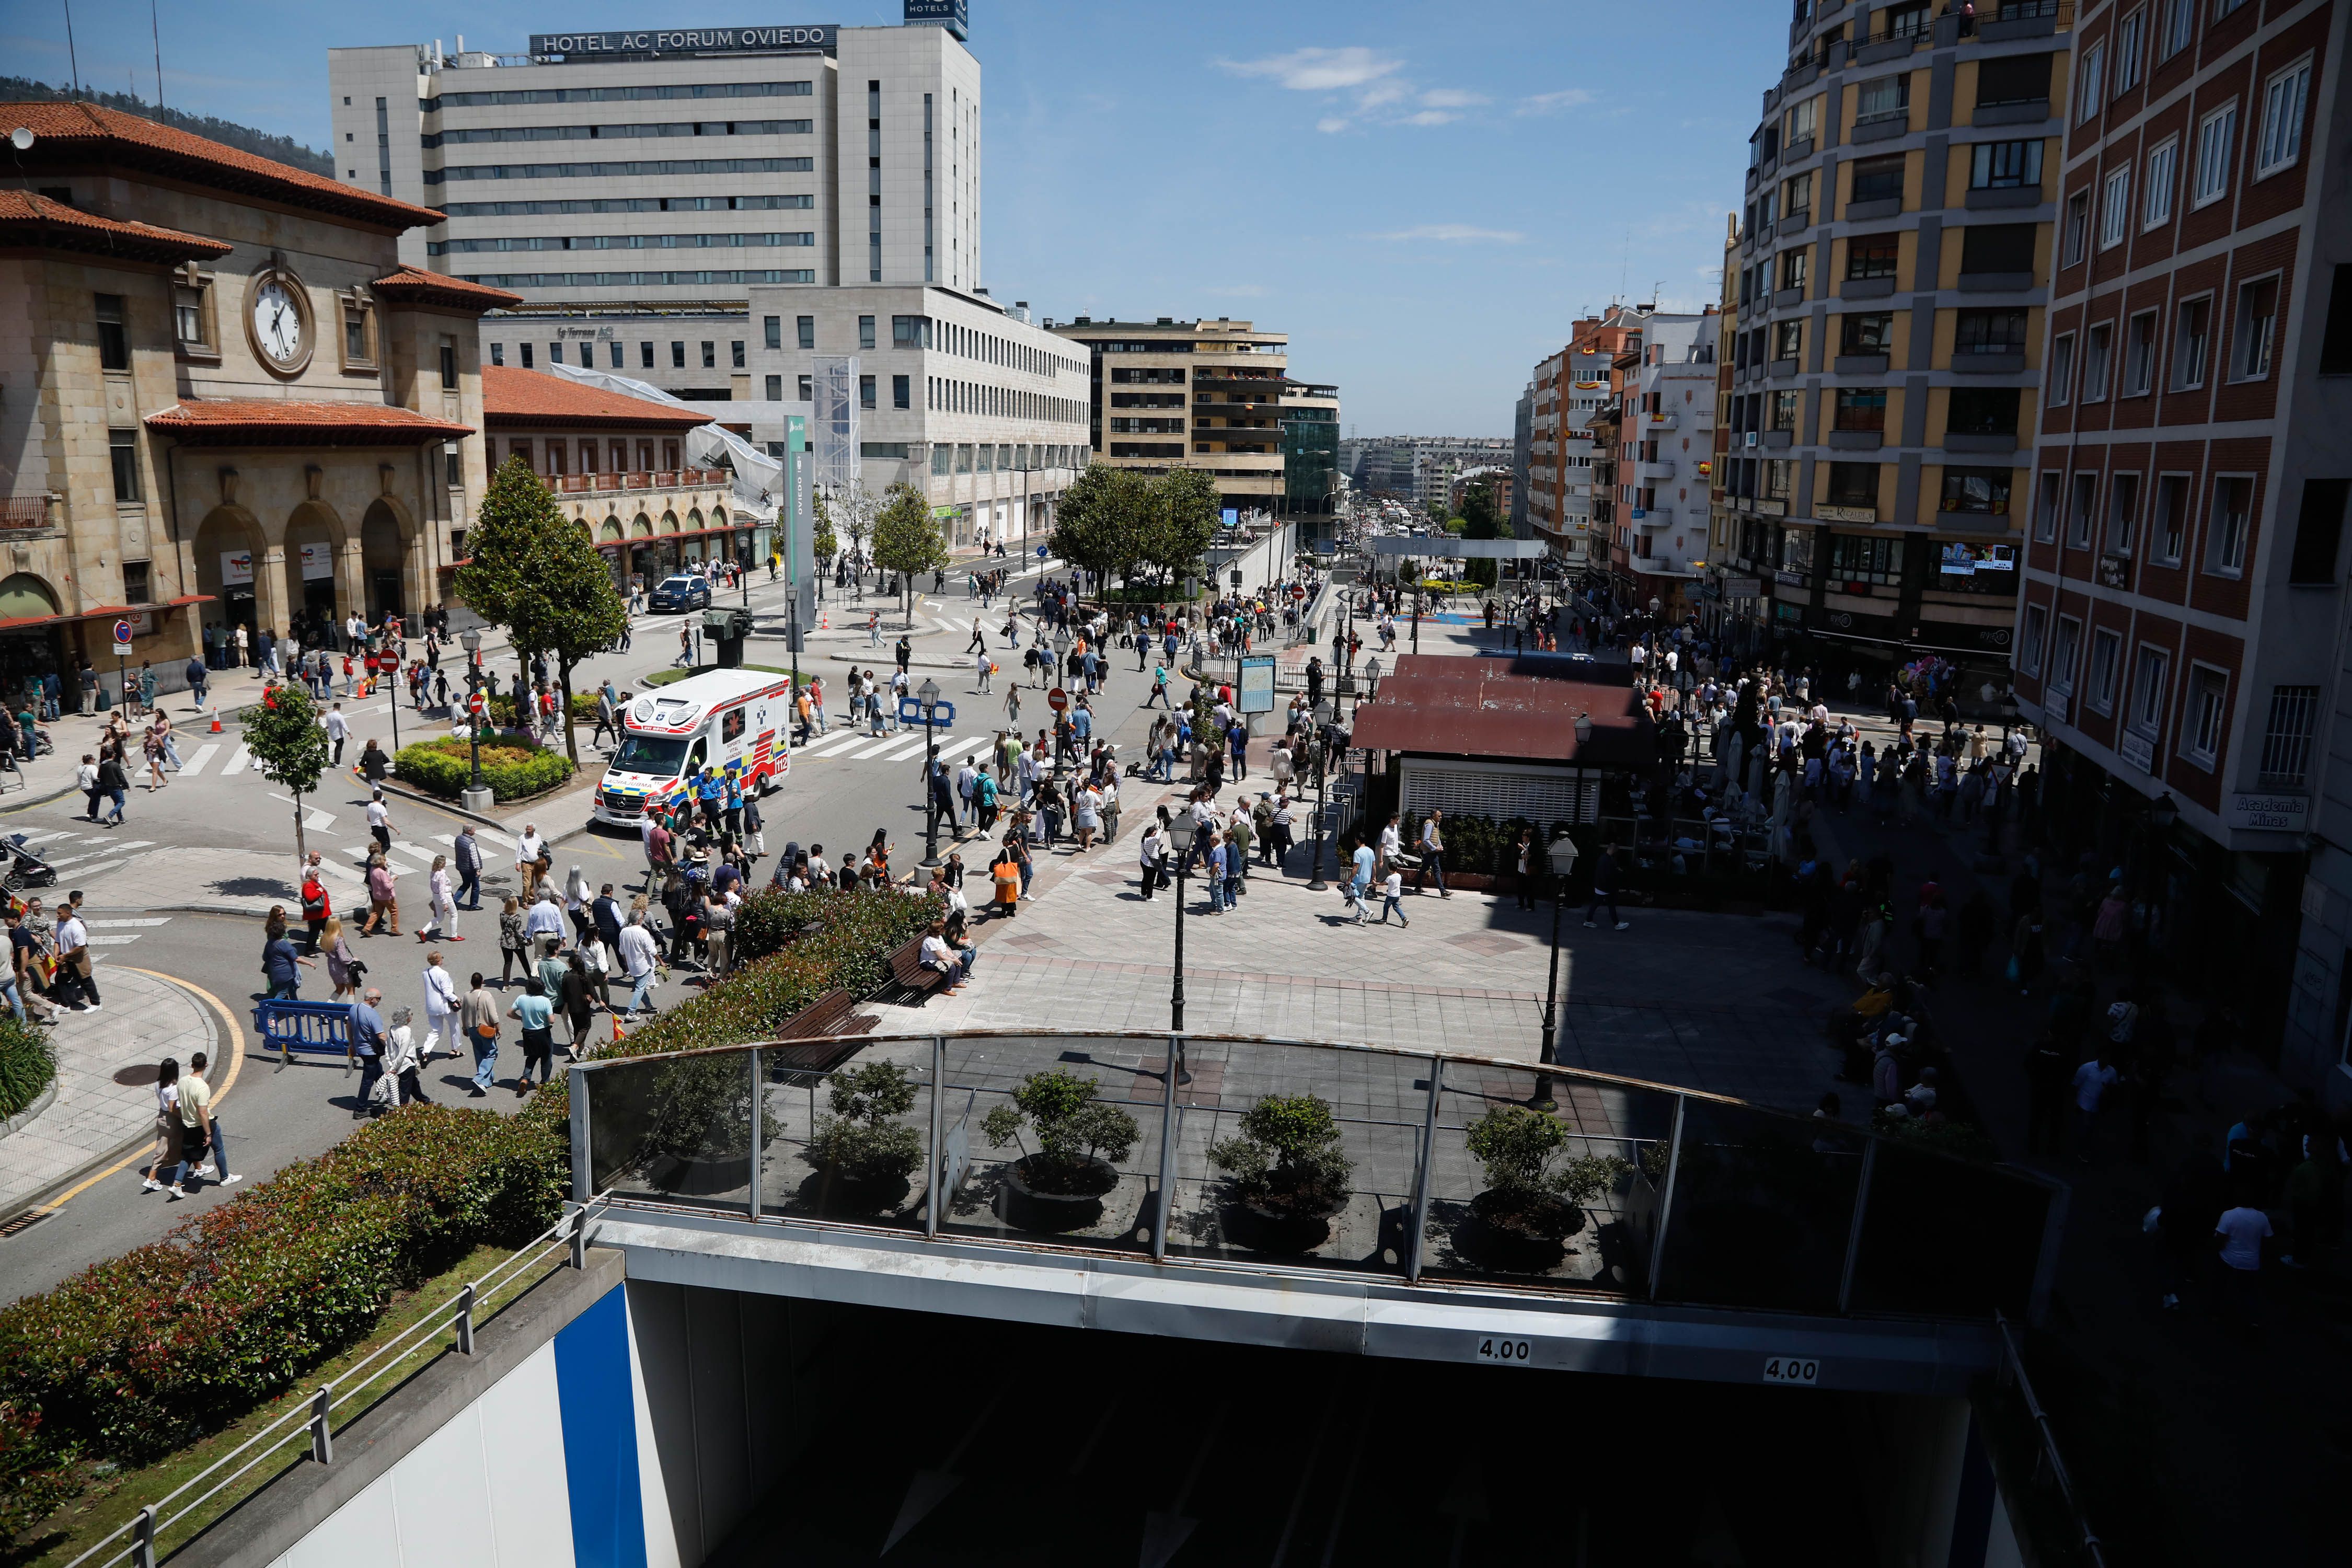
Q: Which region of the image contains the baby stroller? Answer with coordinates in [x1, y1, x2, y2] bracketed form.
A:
[3, 833, 58, 891]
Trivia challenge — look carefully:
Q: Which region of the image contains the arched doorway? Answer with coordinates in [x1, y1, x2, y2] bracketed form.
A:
[193, 505, 265, 650]
[283, 500, 344, 640]
[0, 573, 62, 705]
[360, 500, 407, 622]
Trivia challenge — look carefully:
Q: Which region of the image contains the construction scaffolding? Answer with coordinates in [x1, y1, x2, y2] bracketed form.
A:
[811, 354, 860, 494]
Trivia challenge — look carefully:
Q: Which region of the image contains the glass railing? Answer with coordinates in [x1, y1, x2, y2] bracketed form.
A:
[572, 1030, 2061, 1323]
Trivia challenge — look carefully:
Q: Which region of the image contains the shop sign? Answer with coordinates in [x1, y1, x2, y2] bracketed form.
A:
[299, 542, 337, 581]
[1775, 569, 1806, 588]
[1816, 505, 1875, 524]
[220, 550, 254, 586]
[2118, 730, 2155, 774]
[2227, 792, 2310, 833]
[1754, 499, 1787, 517]
[1939, 542, 2015, 575]
[1720, 576, 1762, 597]
[529, 25, 836, 54]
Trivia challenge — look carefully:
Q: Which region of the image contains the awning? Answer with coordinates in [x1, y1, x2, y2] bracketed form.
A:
[0, 596, 216, 634]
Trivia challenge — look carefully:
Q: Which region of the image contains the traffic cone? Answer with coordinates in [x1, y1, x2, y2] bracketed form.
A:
[820, 612, 830, 631]
[209, 706, 222, 734]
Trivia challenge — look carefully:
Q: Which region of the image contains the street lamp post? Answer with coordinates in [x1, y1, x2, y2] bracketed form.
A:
[917, 676, 943, 868]
[1307, 699, 1334, 891]
[458, 628, 490, 814]
[1051, 624, 1070, 696]
[1531, 833, 1582, 1112]
[1166, 814, 1194, 1031]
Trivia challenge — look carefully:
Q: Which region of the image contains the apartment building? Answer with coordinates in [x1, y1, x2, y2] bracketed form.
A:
[328, 21, 982, 399]
[2007, 0, 2347, 1086]
[1281, 379, 1342, 525]
[746, 285, 1090, 552]
[1707, 214, 1750, 645]
[1617, 311, 1720, 613]
[1721, 0, 2071, 673]
[1527, 310, 1650, 577]
[1050, 317, 1289, 519]
[1509, 384, 1534, 536]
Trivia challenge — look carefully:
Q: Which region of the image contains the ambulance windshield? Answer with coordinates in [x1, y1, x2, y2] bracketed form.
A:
[611, 734, 693, 776]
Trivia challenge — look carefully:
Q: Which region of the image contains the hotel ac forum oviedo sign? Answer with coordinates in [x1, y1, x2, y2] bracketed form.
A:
[528, 26, 838, 56]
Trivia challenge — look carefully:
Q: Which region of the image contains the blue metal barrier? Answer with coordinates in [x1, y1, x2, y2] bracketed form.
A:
[252, 998, 358, 1063]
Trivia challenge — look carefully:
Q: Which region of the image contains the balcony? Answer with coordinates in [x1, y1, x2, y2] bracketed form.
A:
[545, 469, 729, 495]
[1639, 459, 1678, 480]
[571, 1028, 2061, 1393]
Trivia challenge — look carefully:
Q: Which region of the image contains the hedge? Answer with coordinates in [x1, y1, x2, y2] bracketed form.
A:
[393, 735, 574, 802]
[0, 888, 936, 1548]
[0, 1020, 54, 1121]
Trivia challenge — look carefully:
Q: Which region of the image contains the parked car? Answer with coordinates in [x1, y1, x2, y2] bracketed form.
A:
[648, 573, 712, 613]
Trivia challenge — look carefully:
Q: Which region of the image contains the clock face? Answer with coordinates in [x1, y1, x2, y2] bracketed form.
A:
[251, 278, 304, 367]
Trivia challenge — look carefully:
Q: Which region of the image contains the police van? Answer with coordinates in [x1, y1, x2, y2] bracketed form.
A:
[592, 667, 791, 827]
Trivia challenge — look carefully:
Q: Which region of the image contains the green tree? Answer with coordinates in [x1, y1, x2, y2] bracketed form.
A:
[243, 678, 332, 869]
[1051, 464, 1151, 591]
[869, 480, 948, 620]
[1459, 477, 1504, 588]
[1146, 467, 1221, 590]
[454, 454, 630, 767]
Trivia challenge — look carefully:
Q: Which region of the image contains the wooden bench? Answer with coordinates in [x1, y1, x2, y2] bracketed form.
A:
[886, 935, 950, 1002]
[773, 987, 876, 1043]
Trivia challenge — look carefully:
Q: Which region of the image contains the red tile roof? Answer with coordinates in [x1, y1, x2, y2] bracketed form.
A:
[1346, 654, 1657, 767]
[1, 101, 444, 231]
[144, 399, 475, 447]
[0, 188, 232, 262]
[370, 264, 524, 312]
[481, 365, 716, 430]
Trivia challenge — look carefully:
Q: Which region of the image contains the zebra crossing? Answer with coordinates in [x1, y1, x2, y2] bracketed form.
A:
[788, 727, 998, 766]
[4, 830, 162, 894]
[169, 702, 400, 780]
[342, 826, 520, 884]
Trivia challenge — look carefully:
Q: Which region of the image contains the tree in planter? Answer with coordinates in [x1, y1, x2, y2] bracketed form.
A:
[1207, 1093, 1354, 1217]
[869, 480, 949, 624]
[803, 1060, 924, 1187]
[980, 1068, 1139, 1195]
[454, 455, 629, 769]
[243, 678, 332, 871]
[1462, 1105, 1633, 1236]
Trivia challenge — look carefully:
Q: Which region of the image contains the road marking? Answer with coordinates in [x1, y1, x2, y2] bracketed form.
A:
[315, 858, 363, 883]
[87, 935, 146, 946]
[14, 830, 76, 845]
[475, 827, 519, 850]
[71, 859, 130, 881]
[179, 743, 220, 777]
[85, 917, 170, 927]
[393, 840, 442, 863]
[830, 736, 911, 760]
[268, 794, 337, 831]
[106, 840, 156, 852]
[793, 731, 868, 757]
[220, 746, 251, 776]
[869, 734, 937, 762]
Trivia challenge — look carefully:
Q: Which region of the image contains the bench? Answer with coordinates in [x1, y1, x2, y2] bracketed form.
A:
[886, 935, 950, 1002]
[773, 987, 877, 1044]
[765, 989, 877, 1079]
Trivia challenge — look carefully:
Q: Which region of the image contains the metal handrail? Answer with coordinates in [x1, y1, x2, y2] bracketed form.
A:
[1992, 1311, 2107, 1567]
[65, 1194, 614, 1568]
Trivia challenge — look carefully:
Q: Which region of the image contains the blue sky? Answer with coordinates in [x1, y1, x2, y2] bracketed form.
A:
[5, 0, 1785, 434]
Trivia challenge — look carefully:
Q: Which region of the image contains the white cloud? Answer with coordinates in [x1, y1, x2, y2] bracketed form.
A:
[1215, 45, 1401, 92]
[1362, 224, 1525, 244]
[1315, 115, 1352, 134]
[1517, 88, 1595, 116]
[1420, 88, 1489, 109]
[1402, 110, 1459, 126]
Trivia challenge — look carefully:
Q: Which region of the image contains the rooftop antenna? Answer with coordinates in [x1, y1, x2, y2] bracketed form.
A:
[150, 0, 164, 112]
[61, 0, 81, 97]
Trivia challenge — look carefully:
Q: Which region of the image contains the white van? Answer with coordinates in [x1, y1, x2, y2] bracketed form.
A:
[591, 667, 792, 827]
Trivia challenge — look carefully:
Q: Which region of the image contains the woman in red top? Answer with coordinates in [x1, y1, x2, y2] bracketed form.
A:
[299, 864, 332, 954]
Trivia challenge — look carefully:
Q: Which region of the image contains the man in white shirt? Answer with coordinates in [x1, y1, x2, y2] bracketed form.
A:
[523, 887, 566, 961]
[617, 914, 661, 1018]
[323, 702, 350, 766]
[54, 898, 97, 1011]
[365, 791, 393, 854]
[2214, 1203, 2273, 1323]
[515, 824, 547, 900]
[420, 951, 459, 1060]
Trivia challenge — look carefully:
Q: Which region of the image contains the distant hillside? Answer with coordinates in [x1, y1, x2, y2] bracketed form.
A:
[0, 77, 333, 176]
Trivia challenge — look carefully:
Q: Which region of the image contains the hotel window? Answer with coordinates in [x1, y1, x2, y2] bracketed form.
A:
[797, 316, 815, 350]
[2113, 9, 2145, 95]
[2142, 139, 2177, 228]
[763, 315, 781, 350]
[108, 429, 140, 503]
[2255, 58, 2311, 178]
[1840, 311, 1893, 354]
[797, 374, 813, 401]
[2076, 322, 2113, 401]
[2124, 312, 2158, 396]
[2099, 168, 2131, 249]
[549, 343, 564, 366]
[2063, 190, 2091, 266]
[1970, 140, 2044, 190]
[2020, 604, 2047, 677]
[893, 374, 910, 409]
[608, 342, 623, 370]
[1846, 233, 1900, 281]
[859, 315, 877, 351]
[640, 341, 654, 368]
[2085, 629, 2122, 716]
[2069, 472, 2097, 547]
[2076, 41, 2106, 123]
[2171, 298, 2210, 389]
[859, 374, 876, 410]
[2107, 472, 2141, 554]
[2207, 475, 2251, 574]
[1857, 73, 1909, 127]
[731, 340, 745, 370]
[2035, 471, 2063, 541]
[521, 343, 534, 369]
[2232, 277, 2278, 380]
[2048, 617, 2082, 696]
[2154, 474, 2190, 562]
[489, 342, 504, 366]
[2155, 0, 2194, 59]
[2129, 646, 2170, 743]
[1834, 387, 1887, 432]
[2257, 684, 2318, 783]
[95, 293, 130, 370]
[2192, 102, 2236, 206]
[2183, 668, 2229, 768]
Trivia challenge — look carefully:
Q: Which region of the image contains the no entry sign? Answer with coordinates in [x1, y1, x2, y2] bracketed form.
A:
[1046, 687, 1068, 712]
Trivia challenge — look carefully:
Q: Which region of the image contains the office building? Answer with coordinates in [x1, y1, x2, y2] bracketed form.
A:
[745, 284, 1089, 552]
[1050, 317, 1288, 519]
[0, 100, 509, 693]
[328, 20, 983, 400]
[2008, 0, 2347, 1086]
[1281, 379, 1342, 526]
[1342, 435, 1514, 511]
[1721, 0, 2072, 671]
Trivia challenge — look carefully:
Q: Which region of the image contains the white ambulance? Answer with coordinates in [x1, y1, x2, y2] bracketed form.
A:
[591, 667, 792, 827]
